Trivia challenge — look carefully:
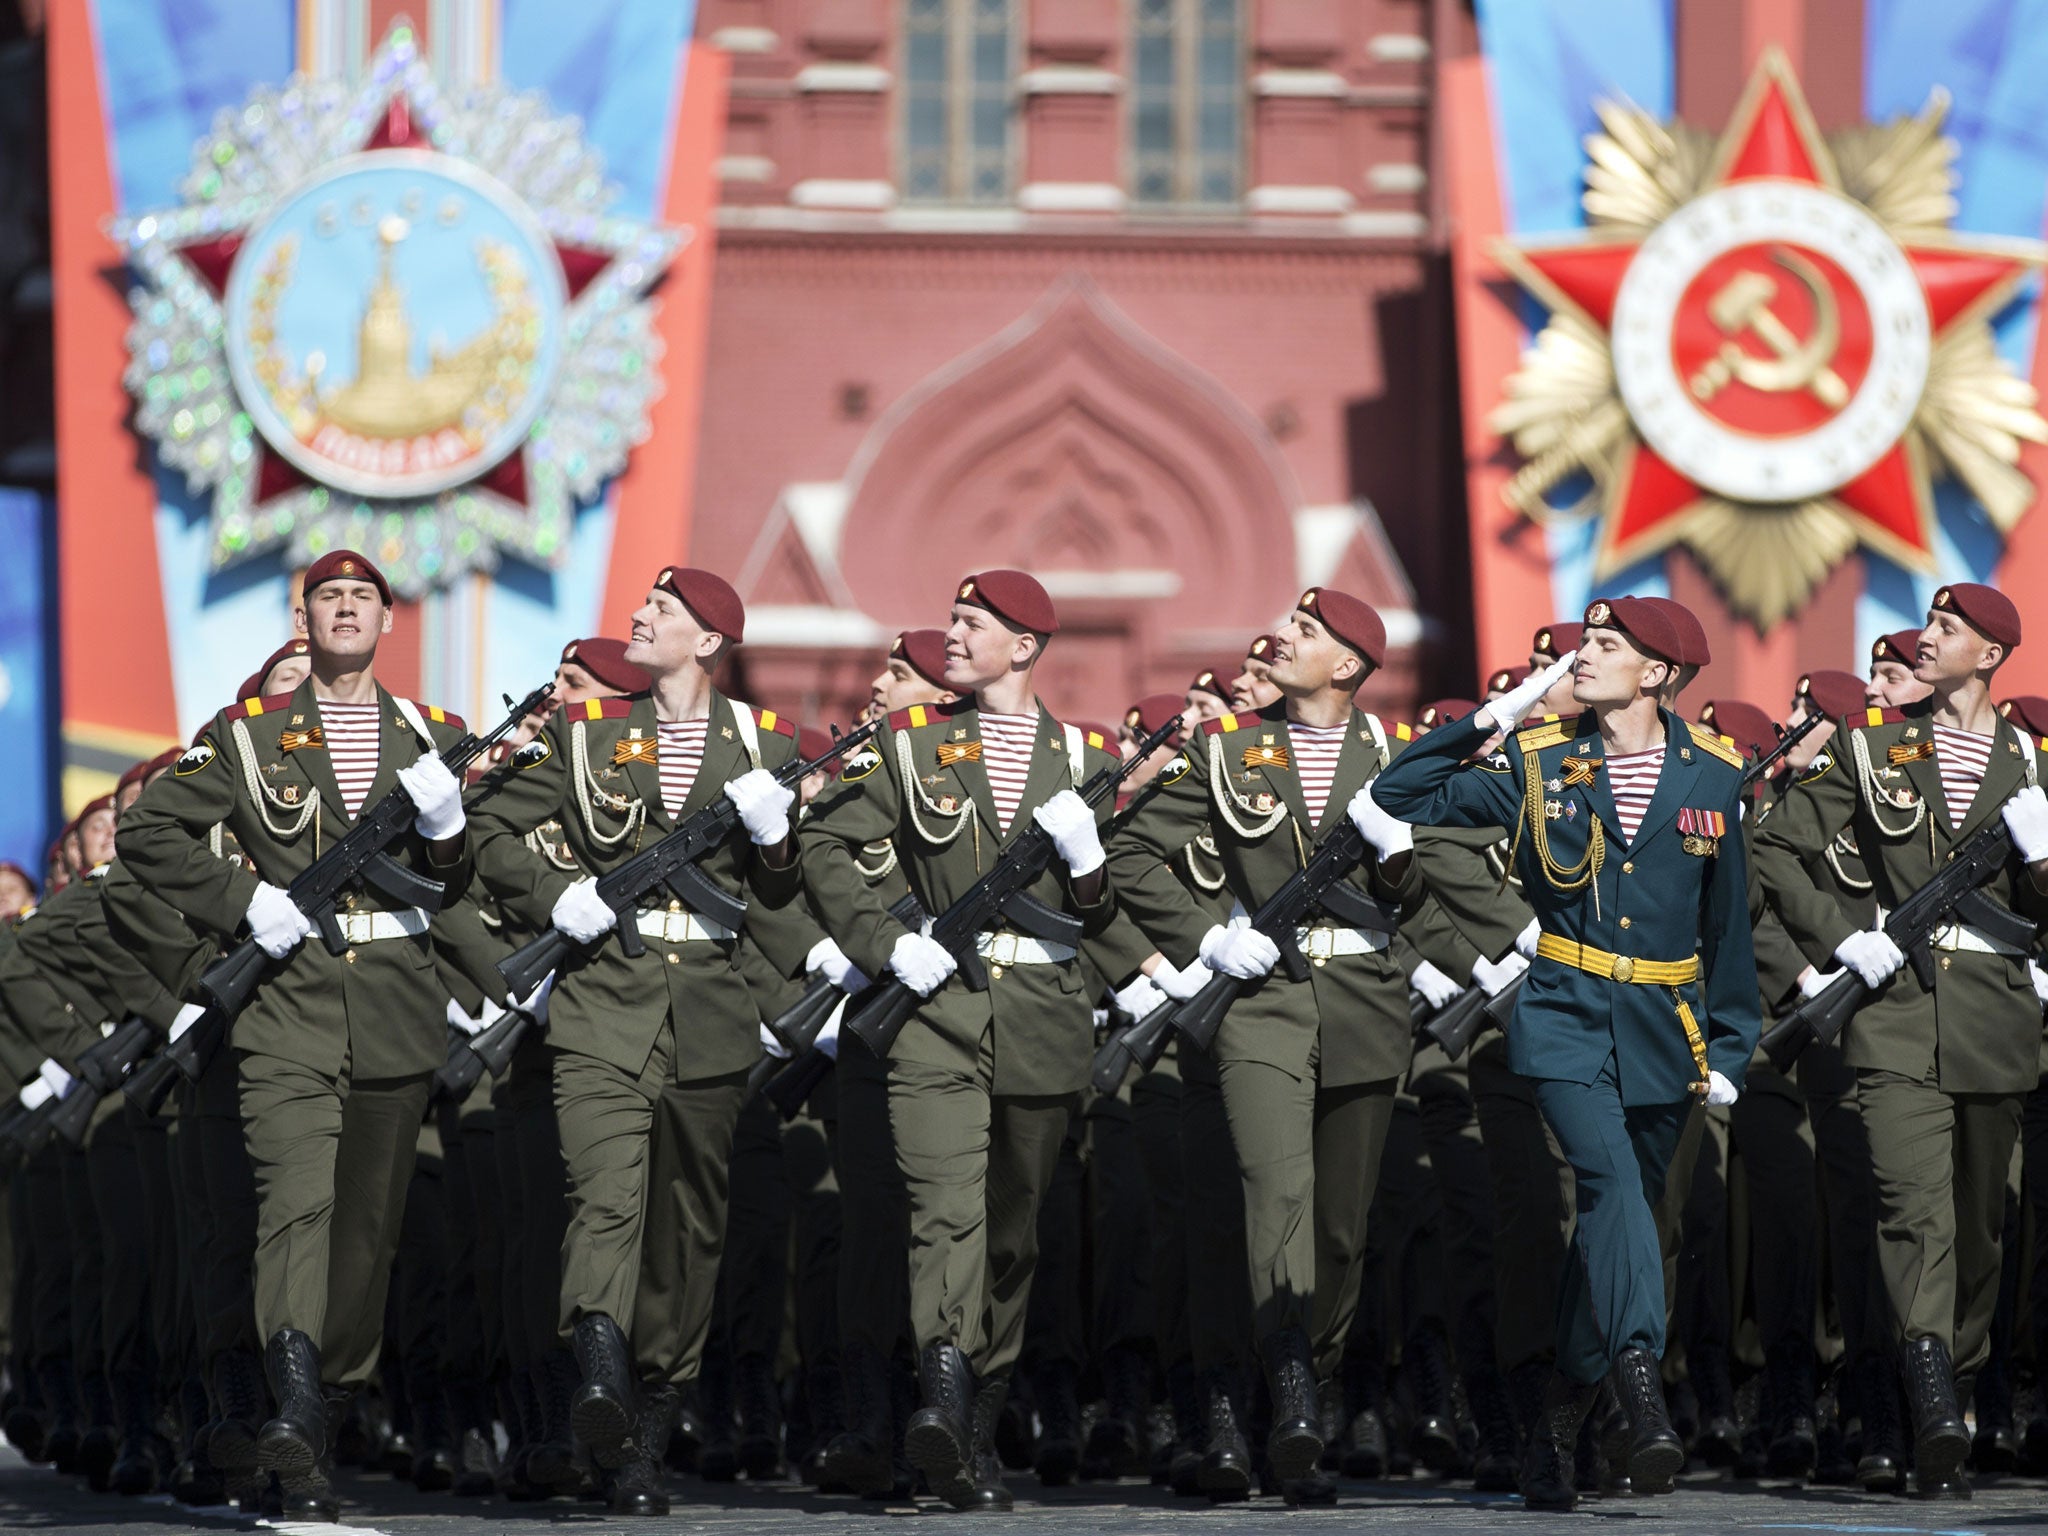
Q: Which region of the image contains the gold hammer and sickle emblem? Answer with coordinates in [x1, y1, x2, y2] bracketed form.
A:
[1688, 247, 1848, 409]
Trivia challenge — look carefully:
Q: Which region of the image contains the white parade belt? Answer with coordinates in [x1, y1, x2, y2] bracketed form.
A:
[635, 906, 736, 945]
[974, 931, 1078, 966]
[1295, 924, 1391, 960]
[338, 908, 431, 945]
[1877, 907, 2029, 959]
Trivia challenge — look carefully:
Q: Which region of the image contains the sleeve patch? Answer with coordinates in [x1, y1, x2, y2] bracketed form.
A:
[511, 738, 551, 771]
[1160, 752, 1193, 784]
[841, 747, 882, 782]
[174, 740, 217, 776]
[1797, 748, 1834, 784]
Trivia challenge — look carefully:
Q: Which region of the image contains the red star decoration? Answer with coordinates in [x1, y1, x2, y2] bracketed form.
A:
[162, 94, 612, 520]
[1503, 51, 2036, 575]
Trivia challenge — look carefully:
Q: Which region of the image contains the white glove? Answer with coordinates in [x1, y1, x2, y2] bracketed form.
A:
[513, 973, 555, 1025]
[245, 881, 315, 959]
[1114, 974, 1166, 1020]
[1834, 927, 1906, 989]
[550, 878, 614, 944]
[726, 768, 794, 846]
[2002, 784, 2048, 863]
[806, 937, 866, 992]
[888, 931, 957, 997]
[1033, 789, 1105, 877]
[398, 751, 466, 840]
[1150, 955, 1211, 1001]
[816, 1005, 843, 1060]
[2030, 960, 2048, 1007]
[168, 1002, 207, 1042]
[1796, 966, 1839, 1000]
[1348, 784, 1413, 859]
[1704, 1069, 1739, 1106]
[1514, 919, 1542, 960]
[446, 997, 502, 1038]
[759, 1022, 792, 1060]
[1199, 922, 1281, 981]
[1482, 650, 1578, 732]
[38, 1059, 74, 1101]
[18, 1076, 53, 1110]
[1409, 959, 1461, 1009]
[1471, 950, 1529, 998]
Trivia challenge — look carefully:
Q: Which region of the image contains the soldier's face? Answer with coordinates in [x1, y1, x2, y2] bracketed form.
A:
[944, 604, 1037, 691]
[1571, 627, 1669, 707]
[1866, 659, 1929, 707]
[262, 656, 312, 697]
[117, 779, 144, 815]
[1914, 611, 2001, 688]
[1268, 613, 1361, 695]
[871, 657, 947, 714]
[77, 808, 116, 868]
[0, 867, 32, 921]
[298, 581, 391, 661]
[627, 590, 722, 674]
[1784, 698, 1835, 771]
[1184, 688, 1228, 724]
[1230, 660, 1280, 711]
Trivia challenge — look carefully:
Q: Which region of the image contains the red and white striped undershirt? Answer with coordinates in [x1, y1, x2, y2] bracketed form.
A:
[1605, 747, 1665, 843]
[1289, 722, 1349, 825]
[1933, 724, 1994, 831]
[978, 712, 1038, 833]
[318, 702, 381, 820]
[657, 720, 710, 816]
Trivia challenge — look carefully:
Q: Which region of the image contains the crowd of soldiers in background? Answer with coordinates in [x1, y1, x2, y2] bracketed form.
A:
[0, 597, 2044, 1515]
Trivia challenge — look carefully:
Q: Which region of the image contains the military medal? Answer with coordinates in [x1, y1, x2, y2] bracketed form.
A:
[1561, 756, 1599, 787]
[938, 796, 958, 814]
[935, 741, 982, 768]
[1544, 799, 1564, 820]
[1254, 793, 1276, 813]
[1677, 807, 1725, 856]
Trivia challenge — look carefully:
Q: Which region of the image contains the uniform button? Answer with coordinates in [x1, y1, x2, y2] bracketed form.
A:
[1622, 861, 1634, 874]
[1939, 956, 1951, 971]
[990, 965, 1004, 980]
[345, 949, 357, 964]
[666, 953, 680, 965]
[1619, 916, 1631, 929]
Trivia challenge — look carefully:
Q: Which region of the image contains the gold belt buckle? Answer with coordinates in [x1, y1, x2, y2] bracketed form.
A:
[1303, 927, 1335, 962]
[1609, 953, 1635, 983]
[986, 932, 1019, 967]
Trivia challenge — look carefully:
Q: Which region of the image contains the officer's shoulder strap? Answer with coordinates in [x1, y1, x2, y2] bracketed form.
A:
[1514, 715, 1572, 753]
[1685, 724, 1744, 770]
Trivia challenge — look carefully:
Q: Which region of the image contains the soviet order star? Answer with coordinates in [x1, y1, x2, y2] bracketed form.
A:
[1495, 50, 2043, 602]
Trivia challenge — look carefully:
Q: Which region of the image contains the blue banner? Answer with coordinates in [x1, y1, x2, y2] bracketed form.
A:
[0, 487, 56, 878]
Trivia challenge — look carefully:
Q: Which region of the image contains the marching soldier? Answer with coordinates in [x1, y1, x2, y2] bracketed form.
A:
[776, 571, 1118, 1511]
[1228, 636, 1281, 714]
[1754, 584, 2048, 1499]
[1375, 596, 1759, 1511]
[118, 550, 475, 1518]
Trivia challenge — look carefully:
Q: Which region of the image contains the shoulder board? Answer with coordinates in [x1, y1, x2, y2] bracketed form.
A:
[1514, 717, 1571, 752]
[744, 705, 797, 738]
[887, 699, 967, 731]
[1849, 706, 1907, 730]
[1389, 720, 1413, 743]
[1689, 730, 1743, 770]
[572, 696, 638, 722]
[1202, 711, 1256, 736]
[1059, 723, 1110, 753]
[407, 701, 467, 733]
[222, 690, 298, 724]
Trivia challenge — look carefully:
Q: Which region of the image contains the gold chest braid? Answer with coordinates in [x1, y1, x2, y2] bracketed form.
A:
[1506, 733, 1604, 912]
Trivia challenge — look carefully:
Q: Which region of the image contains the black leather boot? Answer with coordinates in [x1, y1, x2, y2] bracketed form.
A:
[906, 1342, 976, 1510]
[1031, 1357, 1081, 1486]
[1690, 1344, 1740, 1467]
[80, 1371, 119, 1490]
[968, 1376, 1016, 1510]
[1855, 1352, 1907, 1493]
[171, 1373, 226, 1505]
[1258, 1328, 1323, 1484]
[733, 1351, 782, 1481]
[818, 1341, 893, 1497]
[696, 1342, 738, 1482]
[1466, 1365, 1521, 1492]
[38, 1355, 83, 1473]
[606, 1385, 675, 1516]
[800, 1357, 843, 1488]
[1520, 1372, 1596, 1511]
[1970, 1351, 2018, 1472]
[1082, 1344, 1147, 1480]
[1338, 1348, 1389, 1478]
[569, 1314, 635, 1469]
[1901, 1337, 1970, 1491]
[1196, 1367, 1250, 1502]
[1608, 1347, 1683, 1493]
[207, 1349, 267, 1476]
[1166, 1361, 1204, 1496]
[408, 1377, 457, 1492]
[109, 1369, 162, 1494]
[256, 1330, 328, 1487]
[526, 1352, 580, 1489]
[1401, 1322, 1459, 1473]
[1764, 1342, 1819, 1479]
[452, 1381, 500, 1496]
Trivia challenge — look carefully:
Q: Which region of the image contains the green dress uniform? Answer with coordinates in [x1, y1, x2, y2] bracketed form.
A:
[1104, 703, 1424, 1471]
[1372, 707, 1758, 1383]
[1752, 703, 2048, 1384]
[467, 690, 800, 1401]
[782, 699, 1117, 1442]
[117, 679, 471, 1393]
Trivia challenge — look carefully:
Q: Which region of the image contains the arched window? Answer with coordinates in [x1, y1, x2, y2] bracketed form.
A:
[902, 0, 1018, 203]
[1130, 0, 1243, 207]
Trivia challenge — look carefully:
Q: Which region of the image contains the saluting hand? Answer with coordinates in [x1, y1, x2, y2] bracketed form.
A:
[1481, 650, 1578, 733]
[1033, 790, 1105, 877]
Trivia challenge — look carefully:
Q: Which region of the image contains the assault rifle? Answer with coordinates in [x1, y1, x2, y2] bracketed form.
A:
[1090, 991, 1177, 1095]
[434, 998, 540, 1100]
[842, 714, 1184, 1058]
[1413, 981, 1492, 1061]
[196, 683, 555, 1022]
[497, 719, 883, 1000]
[1740, 708, 1828, 792]
[1759, 818, 2039, 1072]
[765, 894, 927, 1055]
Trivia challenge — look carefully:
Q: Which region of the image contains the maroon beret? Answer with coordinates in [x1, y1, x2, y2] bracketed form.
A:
[1532, 621, 1583, 660]
[237, 637, 311, 703]
[1931, 582, 2021, 649]
[1297, 587, 1387, 669]
[1483, 664, 1529, 697]
[0, 860, 35, 895]
[79, 794, 115, 822]
[1797, 669, 1867, 722]
[1641, 596, 1711, 667]
[1998, 696, 2048, 737]
[1244, 634, 1277, 664]
[796, 726, 834, 767]
[560, 637, 645, 695]
[890, 629, 951, 689]
[1125, 693, 1188, 739]
[1417, 698, 1479, 730]
[1584, 595, 1701, 667]
[655, 566, 746, 643]
[956, 570, 1058, 636]
[144, 748, 182, 780]
[116, 760, 150, 795]
[302, 549, 392, 605]
[1188, 667, 1232, 701]
[1871, 629, 1922, 669]
[1697, 699, 1777, 761]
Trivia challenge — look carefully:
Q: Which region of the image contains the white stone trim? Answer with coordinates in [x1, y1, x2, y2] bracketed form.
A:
[1019, 65, 1122, 95]
[1339, 210, 1429, 238]
[1366, 163, 1427, 195]
[795, 63, 892, 93]
[1246, 185, 1356, 215]
[1018, 181, 1127, 213]
[1252, 69, 1349, 98]
[708, 26, 778, 53]
[1370, 34, 1432, 63]
[717, 155, 776, 183]
[788, 179, 898, 211]
[744, 605, 888, 648]
[1036, 569, 1184, 600]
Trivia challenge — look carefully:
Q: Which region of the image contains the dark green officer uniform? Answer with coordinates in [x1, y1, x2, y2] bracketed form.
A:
[1754, 702, 2048, 1379]
[1374, 707, 1758, 1383]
